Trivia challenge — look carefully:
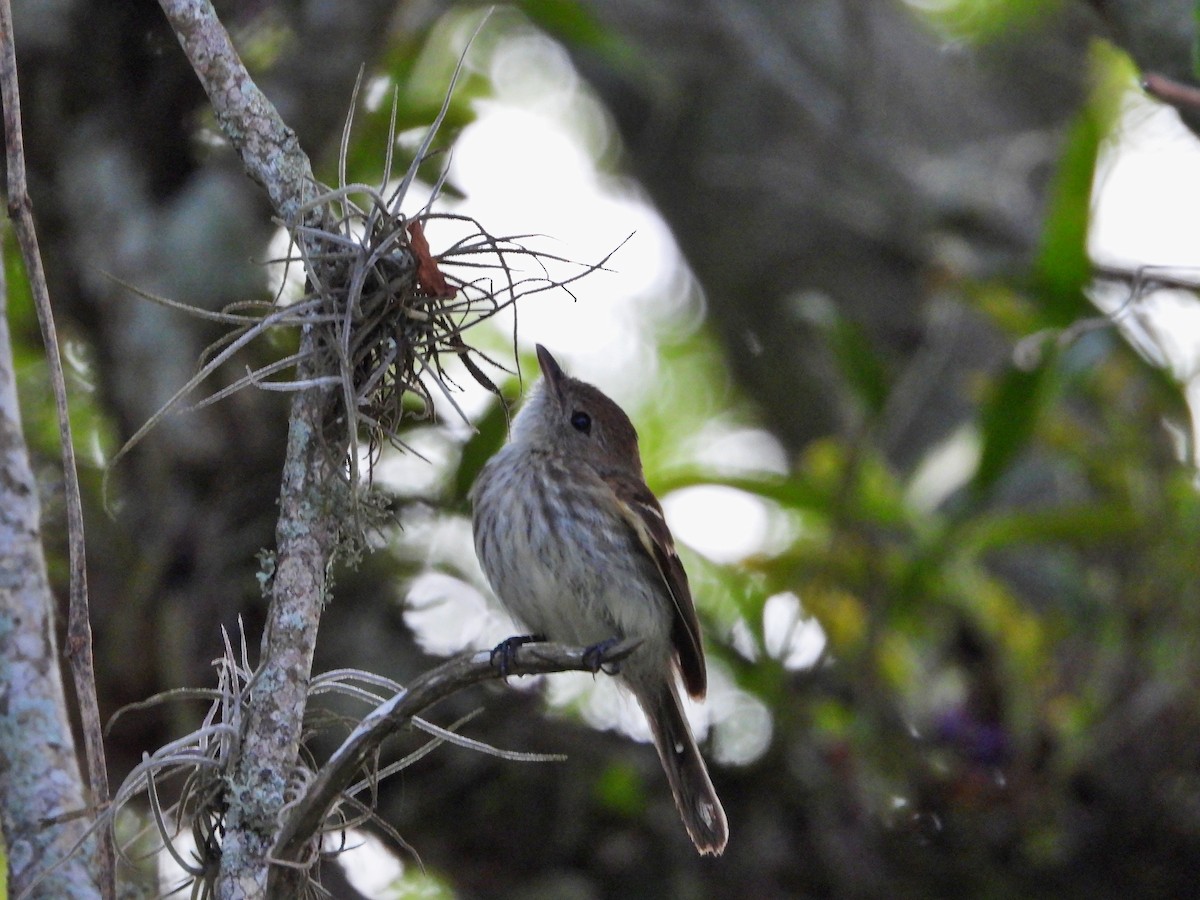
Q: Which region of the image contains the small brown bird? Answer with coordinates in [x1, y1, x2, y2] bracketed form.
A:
[470, 345, 728, 855]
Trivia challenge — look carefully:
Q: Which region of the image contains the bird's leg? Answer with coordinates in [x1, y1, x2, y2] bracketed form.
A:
[582, 636, 624, 675]
[490, 633, 546, 677]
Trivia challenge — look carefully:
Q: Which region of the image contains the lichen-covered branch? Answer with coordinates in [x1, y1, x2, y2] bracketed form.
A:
[156, 1, 336, 896]
[218, 380, 342, 899]
[0, 246, 100, 900]
[156, 0, 319, 225]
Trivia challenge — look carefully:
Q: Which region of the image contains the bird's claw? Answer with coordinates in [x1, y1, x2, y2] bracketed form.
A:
[582, 637, 624, 675]
[490, 634, 545, 677]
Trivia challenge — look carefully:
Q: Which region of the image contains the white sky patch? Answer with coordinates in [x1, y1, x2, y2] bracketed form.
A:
[404, 570, 503, 656]
[1091, 91, 1200, 270]
[362, 425, 454, 497]
[439, 22, 690, 410]
[327, 828, 405, 897]
[1089, 88, 1200, 471]
[709, 681, 774, 766]
[762, 592, 827, 671]
[906, 424, 982, 513]
[448, 105, 680, 393]
[661, 485, 773, 564]
[157, 830, 199, 895]
[681, 425, 791, 476]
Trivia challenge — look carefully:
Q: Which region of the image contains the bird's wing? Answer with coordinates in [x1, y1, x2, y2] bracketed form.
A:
[606, 471, 708, 698]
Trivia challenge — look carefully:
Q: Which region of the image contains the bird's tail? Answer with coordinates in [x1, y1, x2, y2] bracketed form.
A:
[636, 681, 728, 855]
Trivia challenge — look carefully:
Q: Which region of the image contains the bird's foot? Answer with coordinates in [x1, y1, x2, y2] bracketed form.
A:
[490, 633, 545, 677]
[582, 636, 624, 675]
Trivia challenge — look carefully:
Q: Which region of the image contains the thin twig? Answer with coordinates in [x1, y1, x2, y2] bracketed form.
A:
[1093, 262, 1200, 294]
[1143, 71, 1200, 113]
[274, 638, 642, 862]
[0, 1, 114, 897]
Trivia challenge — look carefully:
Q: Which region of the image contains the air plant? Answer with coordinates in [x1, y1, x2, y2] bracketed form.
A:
[105, 56, 621, 508]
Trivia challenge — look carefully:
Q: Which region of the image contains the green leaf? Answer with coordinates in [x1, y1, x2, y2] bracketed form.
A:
[1195, 0, 1200, 79]
[1030, 119, 1097, 325]
[829, 316, 889, 416]
[517, 0, 638, 65]
[452, 394, 510, 505]
[656, 447, 909, 529]
[909, 0, 1063, 44]
[961, 502, 1139, 551]
[969, 362, 1053, 501]
[1030, 42, 1126, 326]
[593, 761, 647, 816]
[656, 470, 825, 513]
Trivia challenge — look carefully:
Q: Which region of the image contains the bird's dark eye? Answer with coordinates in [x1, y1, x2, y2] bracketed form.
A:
[570, 411, 592, 434]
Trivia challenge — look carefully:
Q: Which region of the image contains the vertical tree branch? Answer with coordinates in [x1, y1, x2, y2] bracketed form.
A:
[0, 0, 112, 894]
[156, 0, 319, 224]
[0, 240, 100, 900]
[156, 1, 339, 895]
[217, 383, 341, 899]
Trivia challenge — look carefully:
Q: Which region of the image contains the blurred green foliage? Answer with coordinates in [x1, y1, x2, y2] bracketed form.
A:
[913, 0, 1064, 44]
[4, 232, 115, 509]
[1032, 42, 1128, 325]
[383, 869, 457, 900]
[1194, 0, 1200, 79]
[406, 15, 1200, 898]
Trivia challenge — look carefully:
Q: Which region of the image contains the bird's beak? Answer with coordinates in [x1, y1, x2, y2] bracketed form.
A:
[536, 344, 566, 398]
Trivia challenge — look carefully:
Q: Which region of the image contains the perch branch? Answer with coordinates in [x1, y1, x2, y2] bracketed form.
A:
[273, 639, 643, 862]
